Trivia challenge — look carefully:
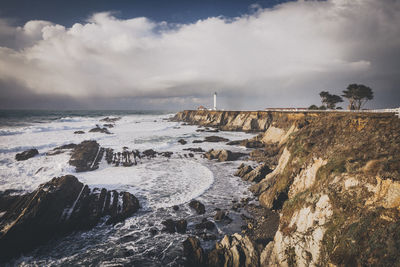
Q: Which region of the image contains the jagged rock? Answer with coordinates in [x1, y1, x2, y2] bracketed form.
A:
[89, 126, 111, 134]
[15, 149, 38, 161]
[183, 147, 205, 153]
[242, 163, 272, 183]
[143, 149, 157, 158]
[189, 200, 205, 214]
[178, 139, 187, 145]
[183, 236, 205, 266]
[234, 164, 254, 177]
[204, 136, 230, 142]
[205, 149, 246, 162]
[74, 130, 85, 134]
[69, 140, 104, 172]
[161, 219, 187, 234]
[0, 175, 139, 262]
[207, 234, 259, 267]
[47, 143, 77, 156]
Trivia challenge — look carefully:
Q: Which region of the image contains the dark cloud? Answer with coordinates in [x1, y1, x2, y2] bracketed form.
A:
[0, 0, 399, 110]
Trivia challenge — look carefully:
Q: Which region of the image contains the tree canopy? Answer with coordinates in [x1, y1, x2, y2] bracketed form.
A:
[342, 84, 373, 110]
[319, 91, 343, 109]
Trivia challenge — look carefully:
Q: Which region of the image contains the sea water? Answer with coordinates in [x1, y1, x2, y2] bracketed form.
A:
[0, 110, 257, 266]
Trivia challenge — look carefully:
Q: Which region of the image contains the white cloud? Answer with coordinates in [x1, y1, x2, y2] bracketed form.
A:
[0, 0, 399, 109]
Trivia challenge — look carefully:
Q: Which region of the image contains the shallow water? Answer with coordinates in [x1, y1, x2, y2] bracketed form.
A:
[0, 112, 257, 266]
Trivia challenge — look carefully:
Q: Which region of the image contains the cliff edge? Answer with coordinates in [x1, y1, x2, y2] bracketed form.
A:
[175, 110, 400, 266]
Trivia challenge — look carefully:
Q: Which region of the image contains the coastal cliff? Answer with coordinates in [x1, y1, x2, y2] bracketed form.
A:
[175, 110, 400, 266]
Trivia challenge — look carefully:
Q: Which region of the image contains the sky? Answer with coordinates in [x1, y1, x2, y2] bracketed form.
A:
[0, 0, 399, 110]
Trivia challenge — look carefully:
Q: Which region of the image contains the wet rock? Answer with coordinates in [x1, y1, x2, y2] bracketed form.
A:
[176, 219, 188, 234]
[142, 149, 157, 158]
[159, 151, 173, 158]
[74, 130, 85, 134]
[103, 123, 114, 128]
[195, 220, 215, 230]
[69, 140, 104, 172]
[183, 236, 205, 266]
[188, 153, 194, 158]
[235, 164, 254, 178]
[178, 139, 187, 145]
[204, 136, 230, 142]
[89, 126, 111, 134]
[192, 140, 203, 143]
[15, 148, 39, 161]
[47, 143, 77, 156]
[100, 117, 121, 122]
[0, 175, 139, 262]
[161, 219, 187, 234]
[172, 205, 179, 211]
[189, 200, 205, 214]
[205, 149, 246, 162]
[162, 219, 177, 233]
[226, 140, 244, 145]
[242, 163, 272, 183]
[183, 147, 205, 153]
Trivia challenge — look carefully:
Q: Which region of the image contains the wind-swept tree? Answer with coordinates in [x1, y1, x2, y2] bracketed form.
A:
[319, 91, 343, 109]
[342, 84, 373, 110]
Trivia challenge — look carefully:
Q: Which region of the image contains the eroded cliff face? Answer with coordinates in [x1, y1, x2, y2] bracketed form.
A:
[176, 110, 400, 266]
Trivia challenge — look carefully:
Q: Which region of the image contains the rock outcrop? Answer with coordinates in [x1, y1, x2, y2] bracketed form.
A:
[69, 140, 104, 172]
[15, 148, 39, 161]
[0, 175, 139, 262]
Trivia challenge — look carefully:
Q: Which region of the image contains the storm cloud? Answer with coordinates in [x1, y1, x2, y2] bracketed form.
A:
[0, 0, 399, 110]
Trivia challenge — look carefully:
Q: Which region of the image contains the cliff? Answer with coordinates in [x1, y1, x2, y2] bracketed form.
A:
[175, 110, 400, 266]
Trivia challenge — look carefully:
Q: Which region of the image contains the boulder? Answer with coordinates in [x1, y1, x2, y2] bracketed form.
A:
[214, 210, 227, 221]
[189, 200, 205, 214]
[69, 140, 104, 172]
[178, 139, 187, 145]
[0, 175, 139, 262]
[182, 236, 205, 266]
[15, 149, 38, 161]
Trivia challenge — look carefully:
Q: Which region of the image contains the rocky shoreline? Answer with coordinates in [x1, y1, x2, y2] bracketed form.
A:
[175, 110, 400, 266]
[1, 110, 400, 266]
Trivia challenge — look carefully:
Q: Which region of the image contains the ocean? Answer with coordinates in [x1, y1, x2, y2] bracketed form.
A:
[0, 110, 256, 266]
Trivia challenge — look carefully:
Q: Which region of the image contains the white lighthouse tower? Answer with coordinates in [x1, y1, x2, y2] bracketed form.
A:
[213, 92, 217, 110]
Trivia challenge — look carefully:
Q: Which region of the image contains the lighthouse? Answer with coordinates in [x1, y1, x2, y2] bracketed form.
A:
[213, 92, 217, 110]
